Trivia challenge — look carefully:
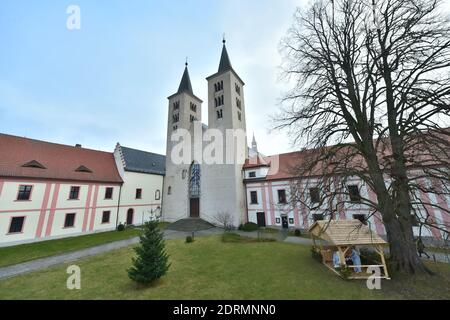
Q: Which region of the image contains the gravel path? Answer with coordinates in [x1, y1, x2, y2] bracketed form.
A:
[0, 228, 223, 280]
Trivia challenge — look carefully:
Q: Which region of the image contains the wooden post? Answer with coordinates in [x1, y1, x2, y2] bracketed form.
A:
[311, 234, 317, 249]
[337, 246, 346, 266]
[376, 245, 389, 279]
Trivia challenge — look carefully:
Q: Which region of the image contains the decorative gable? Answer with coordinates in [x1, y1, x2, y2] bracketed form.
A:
[75, 165, 93, 173]
[22, 160, 46, 169]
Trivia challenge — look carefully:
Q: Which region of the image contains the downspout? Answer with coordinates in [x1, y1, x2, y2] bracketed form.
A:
[161, 173, 165, 221]
[243, 169, 249, 224]
[115, 184, 123, 229]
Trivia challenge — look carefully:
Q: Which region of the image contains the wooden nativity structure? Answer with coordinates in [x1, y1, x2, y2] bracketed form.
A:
[309, 220, 390, 280]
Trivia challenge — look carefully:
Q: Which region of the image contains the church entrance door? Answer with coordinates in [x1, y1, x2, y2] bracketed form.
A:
[190, 198, 199, 218]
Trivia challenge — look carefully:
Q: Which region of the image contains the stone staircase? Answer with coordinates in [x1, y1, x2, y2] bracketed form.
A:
[166, 218, 215, 232]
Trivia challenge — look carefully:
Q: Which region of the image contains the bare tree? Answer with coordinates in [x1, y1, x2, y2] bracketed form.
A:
[276, 0, 450, 273]
[215, 211, 234, 231]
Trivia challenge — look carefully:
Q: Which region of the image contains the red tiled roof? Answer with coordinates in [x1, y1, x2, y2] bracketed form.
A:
[244, 128, 450, 181]
[0, 133, 123, 183]
[243, 154, 270, 168]
[244, 150, 316, 181]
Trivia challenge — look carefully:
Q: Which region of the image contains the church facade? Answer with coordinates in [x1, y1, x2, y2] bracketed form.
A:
[162, 41, 248, 227]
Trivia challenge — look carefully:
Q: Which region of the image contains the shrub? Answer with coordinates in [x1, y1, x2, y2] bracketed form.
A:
[238, 224, 244, 231]
[311, 248, 323, 263]
[241, 222, 259, 232]
[117, 223, 125, 232]
[336, 265, 351, 279]
[359, 248, 381, 265]
[186, 236, 194, 243]
[294, 229, 301, 237]
[128, 221, 170, 284]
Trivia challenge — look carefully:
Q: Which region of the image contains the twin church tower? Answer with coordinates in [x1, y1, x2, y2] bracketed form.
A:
[162, 40, 249, 226]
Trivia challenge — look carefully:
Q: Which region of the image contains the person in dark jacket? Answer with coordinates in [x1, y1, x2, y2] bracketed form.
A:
[417, 237, 430, 259]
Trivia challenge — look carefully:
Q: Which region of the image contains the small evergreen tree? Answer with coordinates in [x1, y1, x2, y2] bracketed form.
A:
[128, 221, 170, 284]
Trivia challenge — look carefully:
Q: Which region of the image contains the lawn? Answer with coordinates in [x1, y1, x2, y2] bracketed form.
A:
[0, 227, 141, 268]
[0, 235, 448, 300]
[0, 223, 171, 268]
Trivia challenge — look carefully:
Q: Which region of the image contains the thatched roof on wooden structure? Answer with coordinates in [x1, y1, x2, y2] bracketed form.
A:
[308, 220, 388, 246]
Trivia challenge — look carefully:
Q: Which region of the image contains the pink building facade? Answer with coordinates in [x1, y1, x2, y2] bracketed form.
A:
[243, 152, 450, 241]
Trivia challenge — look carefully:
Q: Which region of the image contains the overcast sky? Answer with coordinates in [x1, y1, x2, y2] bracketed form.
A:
[1, 0, 449, 156]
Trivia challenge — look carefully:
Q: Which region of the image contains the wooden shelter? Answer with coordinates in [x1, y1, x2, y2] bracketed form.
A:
[308, 220, 390, 280]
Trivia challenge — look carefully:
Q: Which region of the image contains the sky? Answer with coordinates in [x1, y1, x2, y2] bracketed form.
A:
[0, 0, 304, 156]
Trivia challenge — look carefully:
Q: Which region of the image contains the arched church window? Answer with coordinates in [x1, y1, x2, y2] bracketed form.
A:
[189, 163, 201, 198]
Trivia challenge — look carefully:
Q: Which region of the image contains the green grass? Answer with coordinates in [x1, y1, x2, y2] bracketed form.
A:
[222, 232, 276, 243]
[260, 227, 280, 234]
[0, 223, 171, 268]
[1, 235, 448, 300]
[427, 247, 450, 254]
[287, 230, 311, 239]
[0, 227, 141, 268]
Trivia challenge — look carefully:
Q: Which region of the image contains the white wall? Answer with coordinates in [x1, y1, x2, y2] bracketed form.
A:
[0, 179, 121, 246]
[117, 171, 164, 226]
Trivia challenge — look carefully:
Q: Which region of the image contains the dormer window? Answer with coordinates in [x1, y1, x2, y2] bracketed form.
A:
[22, 160, 46, 169]
[75, 165, 92, 173]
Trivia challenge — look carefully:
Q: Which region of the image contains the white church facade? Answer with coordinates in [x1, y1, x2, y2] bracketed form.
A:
[162, 40, 248, 227]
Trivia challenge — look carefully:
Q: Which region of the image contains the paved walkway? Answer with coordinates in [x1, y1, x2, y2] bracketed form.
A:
[0, 228, 223, 280]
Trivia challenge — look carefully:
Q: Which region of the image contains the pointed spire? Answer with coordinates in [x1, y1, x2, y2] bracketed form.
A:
[252, 132, 258, 152]
[218, 38, 232, 73]
[177, 61, 194, 95]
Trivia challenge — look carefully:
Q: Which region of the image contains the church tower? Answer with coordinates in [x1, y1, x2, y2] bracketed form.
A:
[162, 63, 203, 222]
[201, 40, 248, 226]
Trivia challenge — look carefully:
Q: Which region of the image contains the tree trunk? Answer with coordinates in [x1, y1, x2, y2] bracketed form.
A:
[383, 214, 432, 274]
[368, 161, 431, 274]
